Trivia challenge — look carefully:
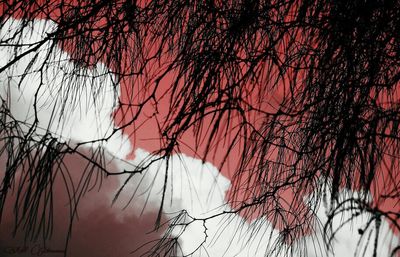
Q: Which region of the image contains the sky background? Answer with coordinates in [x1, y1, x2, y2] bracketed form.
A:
[0, 13, 398, 257]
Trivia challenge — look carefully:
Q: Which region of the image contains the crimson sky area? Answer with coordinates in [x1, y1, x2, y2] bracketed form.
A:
[1, 0, 399, 250]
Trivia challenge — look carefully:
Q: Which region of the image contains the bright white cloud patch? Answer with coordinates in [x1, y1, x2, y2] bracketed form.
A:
[118, 149, 399, 257]
[1, 17, 398, 257]
[301, 188, 399, 257]
[0, 18, 131, 159]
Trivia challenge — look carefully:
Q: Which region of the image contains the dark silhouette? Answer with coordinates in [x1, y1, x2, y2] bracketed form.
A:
[0, 0, 399, 256]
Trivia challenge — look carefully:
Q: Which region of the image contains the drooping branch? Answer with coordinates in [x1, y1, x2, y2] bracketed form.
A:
[0, 0, 399, 256]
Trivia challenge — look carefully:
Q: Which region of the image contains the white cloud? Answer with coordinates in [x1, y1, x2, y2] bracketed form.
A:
[301, 188, 399, 257]
[0, 18, 131, 159]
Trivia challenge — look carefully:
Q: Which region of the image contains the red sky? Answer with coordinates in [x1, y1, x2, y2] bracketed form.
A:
[0, 0, 399, 255]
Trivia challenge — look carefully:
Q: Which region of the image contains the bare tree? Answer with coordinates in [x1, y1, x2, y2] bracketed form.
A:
[0, 0, 399, 256]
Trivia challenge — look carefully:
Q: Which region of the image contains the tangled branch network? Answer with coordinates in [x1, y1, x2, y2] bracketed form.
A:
[0, 1, 399, 256]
